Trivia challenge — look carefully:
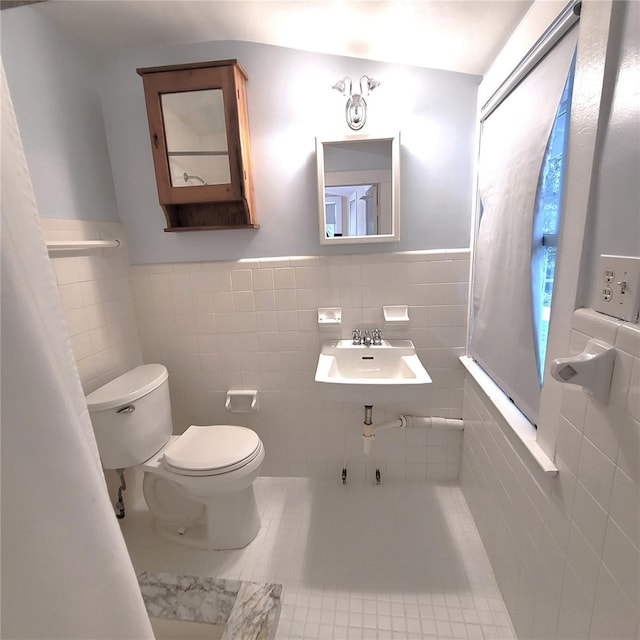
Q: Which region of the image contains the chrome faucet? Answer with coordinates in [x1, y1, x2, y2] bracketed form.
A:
[352, 328, 382, 346]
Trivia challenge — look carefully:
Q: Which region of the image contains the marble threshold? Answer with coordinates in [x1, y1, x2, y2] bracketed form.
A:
[137, 571, 282, 640]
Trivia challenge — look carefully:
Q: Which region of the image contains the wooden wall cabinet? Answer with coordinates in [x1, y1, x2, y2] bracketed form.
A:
[137, 60, 258, 232]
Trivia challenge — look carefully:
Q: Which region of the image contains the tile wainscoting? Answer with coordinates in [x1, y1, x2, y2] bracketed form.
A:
[42, 218, 143, 395]
[43, 219, 469, 482]
[461, 308, 640, 640]
[129, 250, 470, 481]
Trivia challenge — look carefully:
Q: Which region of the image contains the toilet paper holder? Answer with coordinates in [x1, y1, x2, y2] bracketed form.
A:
[550, 339, 616, 404]
[225, 389, 259, 413]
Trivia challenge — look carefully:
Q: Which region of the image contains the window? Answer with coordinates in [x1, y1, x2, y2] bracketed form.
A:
[531, 58, 576, 383]
[325, 201, 337, 237]
[470, 27, 578, 425]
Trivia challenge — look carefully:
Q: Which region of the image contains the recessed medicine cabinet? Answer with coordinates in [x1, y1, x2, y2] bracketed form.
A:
[316, 134, 400, 245]
[137, 59, 258, 232]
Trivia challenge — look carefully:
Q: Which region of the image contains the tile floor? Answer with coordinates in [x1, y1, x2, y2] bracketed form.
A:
[120, 477, 516, 639]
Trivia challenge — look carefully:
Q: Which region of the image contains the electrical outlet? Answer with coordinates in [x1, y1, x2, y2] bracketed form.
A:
[593, 255, 640, 322]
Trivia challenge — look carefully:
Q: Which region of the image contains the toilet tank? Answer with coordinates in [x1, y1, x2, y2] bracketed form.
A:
[85, 364, 173, 469]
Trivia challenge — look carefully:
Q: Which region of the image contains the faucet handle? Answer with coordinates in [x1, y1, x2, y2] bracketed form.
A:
[352, 328, 362, 345]
[372, 328, 382, 345]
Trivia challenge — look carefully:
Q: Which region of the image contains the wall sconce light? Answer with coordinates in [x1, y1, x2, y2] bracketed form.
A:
[332, 75, 380, 131]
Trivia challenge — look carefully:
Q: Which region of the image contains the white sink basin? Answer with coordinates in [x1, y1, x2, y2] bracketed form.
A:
[315, 339, 432, 386]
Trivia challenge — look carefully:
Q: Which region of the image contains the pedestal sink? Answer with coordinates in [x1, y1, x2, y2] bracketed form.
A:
[315, 339, 431, 402]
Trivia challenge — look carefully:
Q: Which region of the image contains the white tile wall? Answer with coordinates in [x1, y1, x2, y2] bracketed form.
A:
[43, 233, 468, 482]
[41, 218, 143, 394]
[130, 249, 470, 482]
[461, 308, 640, 640]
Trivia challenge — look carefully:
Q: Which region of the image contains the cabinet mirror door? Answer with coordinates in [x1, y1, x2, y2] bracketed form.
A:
[161, 89, 231, 188]
[317, 135, 400, 245]
[138, 60, 258, 231]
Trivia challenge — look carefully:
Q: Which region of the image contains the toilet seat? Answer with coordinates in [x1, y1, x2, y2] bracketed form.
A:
[161, 425, 262, 477]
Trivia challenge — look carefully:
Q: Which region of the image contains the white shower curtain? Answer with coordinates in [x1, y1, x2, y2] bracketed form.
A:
[1, 63, 153, 639]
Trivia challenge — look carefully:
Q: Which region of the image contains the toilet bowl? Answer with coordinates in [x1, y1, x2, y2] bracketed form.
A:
[141, 426, 264, 549]
[85, 364, 265, 550]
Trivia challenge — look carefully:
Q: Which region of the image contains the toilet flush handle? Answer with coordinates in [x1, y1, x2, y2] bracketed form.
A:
[116, 404, 135, 414]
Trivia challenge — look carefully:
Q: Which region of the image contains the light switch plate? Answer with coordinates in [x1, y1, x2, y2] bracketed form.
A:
[593, 255, 640, 322]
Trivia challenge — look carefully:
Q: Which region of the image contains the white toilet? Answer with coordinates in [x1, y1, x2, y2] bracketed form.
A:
[85, 364, 265, 550]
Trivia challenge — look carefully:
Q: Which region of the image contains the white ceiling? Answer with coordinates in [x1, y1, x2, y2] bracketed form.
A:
[31, 0, 534, 76]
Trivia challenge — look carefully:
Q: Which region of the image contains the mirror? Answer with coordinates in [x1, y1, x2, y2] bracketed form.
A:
[316, 134, 400, 245]
[161, 89, 231, 187]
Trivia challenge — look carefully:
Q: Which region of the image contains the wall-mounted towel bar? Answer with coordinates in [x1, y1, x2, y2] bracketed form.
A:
[46, 239, 121, 254]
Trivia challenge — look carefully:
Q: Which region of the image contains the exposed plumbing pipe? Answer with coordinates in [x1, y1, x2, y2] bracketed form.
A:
[362, 414, 464, 455]
[115, 468, 126, 519]
[405, 416, 464, 431]
[363, 416, 406, 455]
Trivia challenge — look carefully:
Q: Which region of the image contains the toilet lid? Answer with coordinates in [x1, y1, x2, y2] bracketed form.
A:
[86, 364, 168, 412]
[162, 425, 262, 475]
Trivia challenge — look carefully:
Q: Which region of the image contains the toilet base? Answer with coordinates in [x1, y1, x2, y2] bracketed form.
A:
[140, 435, 265, 550]
[151, 484, 261, 550]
